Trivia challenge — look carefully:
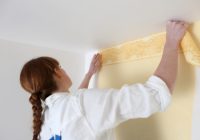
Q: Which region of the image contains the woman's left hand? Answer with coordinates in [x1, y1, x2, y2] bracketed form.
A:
[88, 53, 102, 76]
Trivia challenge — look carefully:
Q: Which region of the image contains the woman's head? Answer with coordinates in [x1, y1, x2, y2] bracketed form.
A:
[20, 56, 72, 97]
[19, 56, 72, 140]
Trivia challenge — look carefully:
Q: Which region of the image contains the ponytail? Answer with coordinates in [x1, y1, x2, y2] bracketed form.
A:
[29, 92, 43, 140]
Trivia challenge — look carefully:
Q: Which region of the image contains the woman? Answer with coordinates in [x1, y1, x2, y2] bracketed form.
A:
[20, 20, 188, 140]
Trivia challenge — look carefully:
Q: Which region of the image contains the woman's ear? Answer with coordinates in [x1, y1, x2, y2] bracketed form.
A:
[53, 67, 62, 79]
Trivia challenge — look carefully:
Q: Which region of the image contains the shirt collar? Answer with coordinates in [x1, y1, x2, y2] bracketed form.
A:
[44, 92, 70, 108]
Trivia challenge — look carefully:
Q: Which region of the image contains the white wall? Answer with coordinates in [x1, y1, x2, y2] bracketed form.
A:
[0, 39, 85, 139]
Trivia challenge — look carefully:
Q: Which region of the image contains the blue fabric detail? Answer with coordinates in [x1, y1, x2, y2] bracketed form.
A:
[55, 135, 62, 140]
[49, 136, 54, 140]
[49, 135, 62, 140]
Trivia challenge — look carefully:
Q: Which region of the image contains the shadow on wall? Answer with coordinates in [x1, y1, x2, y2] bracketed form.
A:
[116, 117, 161, 140]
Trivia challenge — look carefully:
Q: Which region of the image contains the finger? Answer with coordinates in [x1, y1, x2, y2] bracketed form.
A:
[169, 19, 177, 25]
[95, 54, 101, 61]
[177, 21, 189, 30]
[97, 62, 102, 69]
[173, 20, 189, 30]
[95, 63, 102, 69]
[167, 20, 176, 27]
[168, 19, 176, 23]
[170, 19, 183, 23]
[95, 61, 100, 66]
[178, 20, 187, 26]
[94, 53, 100, 58]
[92, 54, 98, 62]
[94, 54, 98, 59]
[91, 58, 96, 64]
[182, 22, 189, 29]
[93, 53, 102, 64]
[172, 20, 187, 26]
[169, 19, 184, 27]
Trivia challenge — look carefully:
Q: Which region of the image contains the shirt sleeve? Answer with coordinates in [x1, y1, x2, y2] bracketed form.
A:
[77, 75, 172, 134]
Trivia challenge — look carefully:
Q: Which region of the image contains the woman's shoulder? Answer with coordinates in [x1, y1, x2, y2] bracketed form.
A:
[43, 92, 83, 124]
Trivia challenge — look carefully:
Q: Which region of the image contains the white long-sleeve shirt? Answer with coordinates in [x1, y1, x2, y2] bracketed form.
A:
[39, 75, 171, 140]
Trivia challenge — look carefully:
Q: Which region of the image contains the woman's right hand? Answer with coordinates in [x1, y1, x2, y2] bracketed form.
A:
[166, 20, 189, 47]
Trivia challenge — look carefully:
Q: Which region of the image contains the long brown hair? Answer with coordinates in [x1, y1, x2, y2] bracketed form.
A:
[20, 56, 60, 140]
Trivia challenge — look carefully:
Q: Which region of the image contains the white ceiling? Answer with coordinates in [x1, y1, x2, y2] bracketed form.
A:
[0, 0, 200, 52]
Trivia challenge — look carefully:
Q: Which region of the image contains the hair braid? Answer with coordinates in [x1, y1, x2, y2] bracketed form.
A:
[20, 56, 61, 139]
[29, 92, 43, 140]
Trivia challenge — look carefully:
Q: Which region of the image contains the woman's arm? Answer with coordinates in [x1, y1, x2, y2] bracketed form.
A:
[154, 20, 189, 93]
[78, 53, 102, 89]
[78, 72, 93, 89]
